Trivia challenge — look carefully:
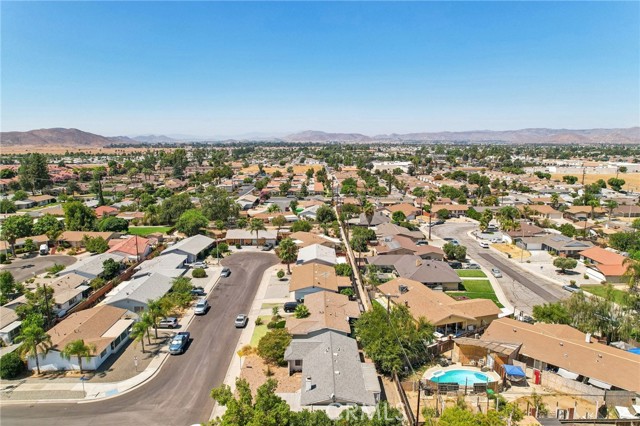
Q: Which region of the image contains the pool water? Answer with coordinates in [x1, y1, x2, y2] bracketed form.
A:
[430, 370, 493, 385]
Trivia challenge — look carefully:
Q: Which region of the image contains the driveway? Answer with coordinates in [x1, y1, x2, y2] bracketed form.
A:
[0, 255, 77, 282]
[0, 252, 278, 426]
[431, 222, 567, 315]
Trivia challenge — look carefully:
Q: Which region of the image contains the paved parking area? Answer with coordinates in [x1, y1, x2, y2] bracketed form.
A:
[0, 254, 77, 282]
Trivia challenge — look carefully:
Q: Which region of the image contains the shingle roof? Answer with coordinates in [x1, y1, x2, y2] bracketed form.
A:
[163, 234, 215, 256]
[286, 292, 360, 336]
[297, 244, 337, 265]
[289, 263, 349, 293]
[106, 273, 173, 306]
[368, 255, 461, 285]
[284, 331, 378, 406]
[60, 253, 124, 278]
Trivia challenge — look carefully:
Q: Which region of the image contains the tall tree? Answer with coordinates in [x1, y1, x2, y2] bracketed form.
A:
[1, 215, 34, 257]
[271, 215, 286, 233]
[275, 238, 298, 274]
[33, 213, 64, 236]
[16, 314, 52, 375]
[63, 201, 97, 231]
[176, 209, 209, 236]
[426, 190, 438, 239]
[147, 299, 168, 339]
[605, 200, 619, 222]
[249, 218, 266, 244]
[19, 153, 52, 194]
[61, 339, 96, 374]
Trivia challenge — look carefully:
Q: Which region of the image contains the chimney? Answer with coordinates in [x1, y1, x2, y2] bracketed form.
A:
[305, 377, 313, 392]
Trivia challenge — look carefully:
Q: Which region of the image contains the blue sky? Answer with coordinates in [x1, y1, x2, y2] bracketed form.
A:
[2, 1, 639, 137]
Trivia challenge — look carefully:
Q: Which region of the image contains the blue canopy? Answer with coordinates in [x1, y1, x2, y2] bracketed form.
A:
[503, 365, 526, 377]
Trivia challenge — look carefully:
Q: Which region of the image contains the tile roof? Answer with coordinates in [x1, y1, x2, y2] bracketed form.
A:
[286, 292, 360, 336]
[579, 247, 626, 266]
[289, 263, 349, 293]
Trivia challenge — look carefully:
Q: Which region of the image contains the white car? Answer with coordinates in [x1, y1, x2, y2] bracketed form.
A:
[490, 238, 502, 244]
[191, 262, 207, 269]
[479, 241, 490, 249]
[491, 268, 502, 278]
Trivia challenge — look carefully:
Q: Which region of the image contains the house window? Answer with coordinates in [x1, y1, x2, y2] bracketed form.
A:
[134, 306, 144, 313]
[100, 349, 108, 359]
[294, 360, 302, 367]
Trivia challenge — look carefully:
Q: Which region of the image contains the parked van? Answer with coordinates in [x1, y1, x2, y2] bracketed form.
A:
[39, 244, 49, 255]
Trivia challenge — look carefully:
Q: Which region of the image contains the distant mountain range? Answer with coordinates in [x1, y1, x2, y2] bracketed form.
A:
[1, 126, 638, 147]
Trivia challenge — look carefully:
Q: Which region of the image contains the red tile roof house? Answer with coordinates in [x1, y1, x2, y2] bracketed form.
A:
[94, 205, 119, 218]
[579, 247, 629, 284]
[383, 203, 423, 220]
[107, 236, 152, 262]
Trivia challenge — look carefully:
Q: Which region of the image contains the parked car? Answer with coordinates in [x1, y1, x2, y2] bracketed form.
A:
[261, 243, 274, 251]
[563, 284, 582, 293]
[466, 263, 481, 270]
[491, 268, 502, 278]
[479, 241, 490, 249]
[416, 240, 429, 246]
[234, 314, 249, 328]
[448, 261, 463, 269]
[283, 301, 299, 313]
[190, 286, 206, 297]
[39, 244, 49, 255]
[220, 267, 231, 278]
[158, 317, 179, 329]
[194, 298, 210, 315]
[490, 238, 502, 244]
[169, 332, 190, 355]
[443, 237, 455, 242]
[191, 262, 207, 269]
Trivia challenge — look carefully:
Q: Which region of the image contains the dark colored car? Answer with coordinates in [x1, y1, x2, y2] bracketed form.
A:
[190, 287, 206, 297]
[283, 301, 299, 313]
[262, 243, 274, 251]
[448, 261, 462, 269]
[169, 332, 190, 355]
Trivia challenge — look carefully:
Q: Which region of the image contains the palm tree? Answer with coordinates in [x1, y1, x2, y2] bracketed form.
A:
[588, 199, 600, 220]
[267, 204, 281, 213]
[550, 193, 560, 209]
[276, 237, 299, 274]
[249, 218, 266, 245]
[46, 228, 63, 253]
[62, 339, 96, 374]
[426, 190, 437, 240]
[604, 200, 619, 222]
[147, 299, 168, 339]
[363, 201, 375, 227]
[130, 320, 150, 353]
[16, 314, 52, 375]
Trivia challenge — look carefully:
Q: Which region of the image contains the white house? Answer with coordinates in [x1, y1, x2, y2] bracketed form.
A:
[104, 273, 174, 313]
[162, 234, 215, 263]
[296, 244, 338, 266]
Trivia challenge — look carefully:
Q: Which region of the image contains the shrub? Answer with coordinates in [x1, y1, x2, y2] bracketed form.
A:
[267, 320, 286, 329]
[47, 264, 65, 275]
[0, 253, 7, 263]
[192, 268, 207, 278]
[277, 270, 285, 280]
[334, 263, 353, 277]
[340, 287, 355, 297]
[0, 352, 25, 379]
[294, 304, 310, 319]
[255, 317, 263, 326]
[569, 280, 576, 286]
[68, 248, 78, 256]
[235, 243, 241, 249]
[584, 274, 589, 279]
[257, 329, 292, 366]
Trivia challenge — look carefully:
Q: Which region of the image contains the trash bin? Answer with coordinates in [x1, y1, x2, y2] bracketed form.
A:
[507, 254, 512, 259]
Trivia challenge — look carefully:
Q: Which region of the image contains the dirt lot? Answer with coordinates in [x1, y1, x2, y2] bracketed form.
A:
[239, 354, 300, 394]
[551, 173, 640, 190]
[492, 243, 531, 260]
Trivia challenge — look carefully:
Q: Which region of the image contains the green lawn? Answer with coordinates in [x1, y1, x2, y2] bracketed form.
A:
[250, 316, 272, 346]
[581, 285, 628, 305]
[456, 270, 487, 278]
[128, 226, 173, 236]
[447, 291, 504, 309]
[461, 279, 493, 293]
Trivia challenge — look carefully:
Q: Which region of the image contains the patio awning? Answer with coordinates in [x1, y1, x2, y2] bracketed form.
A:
[557, 368, 579, 380]
[588, 378, 612, 390]
[503, 365, 526, 377]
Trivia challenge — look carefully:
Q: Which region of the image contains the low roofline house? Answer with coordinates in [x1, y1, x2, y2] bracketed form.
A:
[289, 262, 351, 301]
[224, 229, 278, 246]
[161, 234, 215, 263]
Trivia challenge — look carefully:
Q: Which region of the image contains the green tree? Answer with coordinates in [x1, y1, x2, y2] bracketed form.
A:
[23, 238, 37, 255]
[130, 318, 151, 353]
[159, 193, 194, 224]
[271, 215, 286, 232]
[147, 298, 169, 339]
[32, 213, 64, 236]
[16, 314, 52, 375]
[200, 187, 240, 222]
[335, 263, 353, 277]
[436, 208, 450, 220]
[391, 211, 406, 224]
[558, 223, 576, 238]
[0, 271, 20, 305]
[249, 218, 266, 243]
[257, 329, 291, 366]
[553, 257, 577, 274]
[291, 220, 312, 232]
[1, 215, 34, 256]
[532, 302, 571, 324]
[0, 199, 17, 214]
[19, 153, 52, 194]
[316, 205, 337, 223]
[607, 177, 626, 192]
[97, 217, 129, 233]
[604, 200, 619, 222]
[176, 209, 209, 236]
[0, 352, 25, 379]
[562, 175, 578, 184]
[15, 284, 55, 325]
[267, 203, 281, 213]
[275, 237, 298, 274]
[63, 201, 97, 231]
[550, 192, 560, 209]
[83, 236, 109, 254]
[363, 201, 375, 226]
[101, 258, 121, 280]
[294, 304, 310, 319]
[61, 339, 96, 374]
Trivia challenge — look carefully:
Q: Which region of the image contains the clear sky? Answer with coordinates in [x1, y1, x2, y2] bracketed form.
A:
[2, 1, 639, 138]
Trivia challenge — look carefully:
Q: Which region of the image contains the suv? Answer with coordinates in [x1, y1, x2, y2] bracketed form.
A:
[220, 268, 231, 278]
[283, 301, 299, 313]
[158, 317, 179, 329]
[466, 263, 481, 270]
[194, 298, 210, 315]
[563, 284, 582, 293]
[190, 286, 206, 297]
[169, 332, 190, 355]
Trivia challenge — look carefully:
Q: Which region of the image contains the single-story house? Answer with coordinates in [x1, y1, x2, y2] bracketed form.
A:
[59, 253, 125, 280]
[49, 273, 91, 317]
[289, 231, 341, 249]
[104, 272, 174, 313]
[107, 236, 152, 262]
[366, 255, 461, 291]
[283, 330, 380, 407]
[236, 194, 259, 210]
[94, 205, 119, 218]
[375, 235, 445, 261]
[430, 204, 469, 218]
[162, 234, 215, 263]
[378, 277, 500, 335]
[285, 291, 360, 337]
[482, 318, 640, 393]
[224, 229, 277, 246]
[374, 222, 425, 241]
[506, 223, 547, 239]
[289, 262, 351, 301]
[565, 206, 606, 221]
[297, 244, 338, 266]
[133, 252, 188, 279]
[613, 205, 640, 218]
[0, 306, 21, 344]
[28, 305, 134, 372]
[579, 246, 629, 284]
[525, 205, 563, 220]
[349, 211, 390, 227]
[383, 203, 422, 220]
[26, 194, 56, 207]
[60, 231, 116, 248]
[540, 235, 594, 258]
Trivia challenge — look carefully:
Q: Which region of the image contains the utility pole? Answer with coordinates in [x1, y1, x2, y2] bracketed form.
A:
[384, 293, 399, 316]
[415, 380, 423, 426]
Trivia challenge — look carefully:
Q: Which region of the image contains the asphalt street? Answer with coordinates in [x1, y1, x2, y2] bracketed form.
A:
[0, 252, 279, 426]
[432, 222, 567, 315]
[0, 255, 77, 282]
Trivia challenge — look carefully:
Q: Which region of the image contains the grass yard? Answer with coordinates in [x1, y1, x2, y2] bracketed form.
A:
[128, 226, 173, 236]
[456, 270, 487, 278]
[461, 279, 493, 293]
[260, 302, 282, 310]
[250, 316, 272, 347]
[581, 285, 628, 305]
[446, 279, 504, 308]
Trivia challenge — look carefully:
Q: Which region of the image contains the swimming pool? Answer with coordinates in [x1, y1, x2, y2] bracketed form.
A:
[428, 369, 494, 385]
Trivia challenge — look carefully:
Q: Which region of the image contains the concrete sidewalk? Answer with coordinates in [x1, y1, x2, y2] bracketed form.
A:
[0, 265, 223, 405]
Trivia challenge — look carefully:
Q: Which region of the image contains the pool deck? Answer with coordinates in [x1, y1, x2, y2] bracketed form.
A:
[423, 364, 501, 383]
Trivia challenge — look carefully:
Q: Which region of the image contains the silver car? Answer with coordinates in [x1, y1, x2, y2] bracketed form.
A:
[194, 298, 209, 315]
[234, 314, 248, 328]
[491, 268, 502, 278]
